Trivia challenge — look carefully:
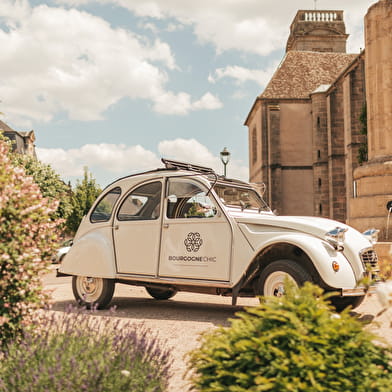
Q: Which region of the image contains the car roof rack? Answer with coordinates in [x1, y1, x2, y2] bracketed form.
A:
[161, 158, 215, 175]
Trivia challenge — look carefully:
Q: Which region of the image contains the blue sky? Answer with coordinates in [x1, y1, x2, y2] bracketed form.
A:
[0, 0, 375, 187]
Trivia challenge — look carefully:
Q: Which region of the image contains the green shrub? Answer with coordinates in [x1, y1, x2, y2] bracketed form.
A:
[188, 283, 392, 392]
[11, 152, 73, 223]
[0, 138, 60, 346]
[0, 310, 172, 392]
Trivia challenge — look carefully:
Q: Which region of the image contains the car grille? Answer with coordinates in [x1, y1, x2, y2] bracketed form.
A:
[360, 248, 380, 275]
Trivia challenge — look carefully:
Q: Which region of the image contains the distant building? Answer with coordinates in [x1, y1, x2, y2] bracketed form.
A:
[0, 119, 36, 157]
[245, 10, 366, 221]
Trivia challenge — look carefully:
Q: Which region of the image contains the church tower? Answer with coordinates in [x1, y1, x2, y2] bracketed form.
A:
[286, 10, 348, 53]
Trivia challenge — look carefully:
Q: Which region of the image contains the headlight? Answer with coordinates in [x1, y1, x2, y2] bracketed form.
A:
[325, 227, 348, 251]
[362, 228, 379, 244]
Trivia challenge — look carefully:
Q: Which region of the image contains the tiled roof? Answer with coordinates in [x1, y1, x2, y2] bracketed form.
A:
[260, 51, 358, 99]
[0, 119, 16, 133]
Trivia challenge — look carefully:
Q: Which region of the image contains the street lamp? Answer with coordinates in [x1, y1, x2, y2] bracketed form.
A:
[220, 147, 231, 177]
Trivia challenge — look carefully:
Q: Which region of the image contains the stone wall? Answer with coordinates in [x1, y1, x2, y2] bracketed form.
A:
[365, 0, 392, 161]
[327, 85, 347, 222]
[286, 10, 347, 53]
[349, 0, 392, 240]
[311, 89, 330, 217]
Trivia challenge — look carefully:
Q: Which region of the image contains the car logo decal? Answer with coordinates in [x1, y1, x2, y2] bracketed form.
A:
[184, 232, 203, 252]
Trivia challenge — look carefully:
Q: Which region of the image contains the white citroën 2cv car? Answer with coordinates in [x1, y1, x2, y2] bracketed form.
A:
[59, 159, 379, 310]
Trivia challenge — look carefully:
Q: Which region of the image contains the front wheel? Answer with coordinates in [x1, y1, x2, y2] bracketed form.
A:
[72, 276, 115, 309]
[258, 260, 312, 297]
[328, 295, 365, 311]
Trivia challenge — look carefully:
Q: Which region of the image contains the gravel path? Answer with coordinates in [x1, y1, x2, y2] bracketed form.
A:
[43, 270, 392, 391]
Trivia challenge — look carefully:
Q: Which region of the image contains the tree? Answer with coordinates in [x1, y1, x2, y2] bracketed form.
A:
[0, 132, 72, 225]
[11, 153, 72, 222]
[0, 138, 60, 346]
[66, 167, 102, 234]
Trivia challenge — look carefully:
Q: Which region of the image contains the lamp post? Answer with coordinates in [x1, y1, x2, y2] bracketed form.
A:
[220, 147, 231, 177]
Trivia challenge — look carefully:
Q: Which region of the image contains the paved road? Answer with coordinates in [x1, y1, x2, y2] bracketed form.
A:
[43, 269, 392, 391]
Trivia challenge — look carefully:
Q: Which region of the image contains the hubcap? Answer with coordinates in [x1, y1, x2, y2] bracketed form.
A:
[263, 271, 296, 297]
[77, 276, 103, 302]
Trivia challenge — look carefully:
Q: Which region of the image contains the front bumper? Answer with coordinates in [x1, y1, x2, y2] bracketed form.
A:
[341, 285, 377, 296]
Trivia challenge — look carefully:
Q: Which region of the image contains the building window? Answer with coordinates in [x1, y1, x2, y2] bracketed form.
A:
[252, 127, 258, 163]
[317, 150, 321, 159]
[319, 203, 323, 215]
[318, 178, 322, 187]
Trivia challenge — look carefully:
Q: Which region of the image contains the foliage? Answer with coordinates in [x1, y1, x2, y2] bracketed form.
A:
[0, 310, 172, 392]
[188, 282, 392, 392]
[0, 138, 60, 346]
[11, 153, 72, 222]
[358, 104, 368, 164]
[65, 167, 101, 234]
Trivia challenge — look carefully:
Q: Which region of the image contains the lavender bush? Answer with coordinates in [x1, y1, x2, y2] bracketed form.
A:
[0, 310, 172, 392]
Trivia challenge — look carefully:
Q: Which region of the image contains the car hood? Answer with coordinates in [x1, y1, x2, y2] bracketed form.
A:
[227, 209, 369, 246]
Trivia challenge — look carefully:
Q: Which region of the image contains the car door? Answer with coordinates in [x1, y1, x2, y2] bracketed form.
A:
[159, 177, 232, 281]
[113, 180, 163, 275]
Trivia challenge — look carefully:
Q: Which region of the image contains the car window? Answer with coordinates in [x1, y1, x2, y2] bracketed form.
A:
[166, 179, 217, 219]
[213, 184, 270, 212]
[118, 181, 162, 221]
[90, 187, 121, 223]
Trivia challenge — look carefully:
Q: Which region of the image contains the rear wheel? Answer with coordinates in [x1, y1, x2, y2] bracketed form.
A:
[145, 286, 177, 300]
[72, 276, 115, 309]
[258, 259, 312, 296]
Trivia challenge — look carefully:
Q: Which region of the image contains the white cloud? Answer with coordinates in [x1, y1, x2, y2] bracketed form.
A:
[193, 92, 223, 111]
[37, 139, 248, 185]
[56, 0, 375, 55]
[209, 64, 278, 88]
[153, 91, 222, 115]
[36, 143, 161, 184]
[0, 1, 220, 127]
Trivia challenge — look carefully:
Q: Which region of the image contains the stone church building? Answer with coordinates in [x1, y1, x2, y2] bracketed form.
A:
[245, 2, 392, 241]
[245, 9, 365, 221]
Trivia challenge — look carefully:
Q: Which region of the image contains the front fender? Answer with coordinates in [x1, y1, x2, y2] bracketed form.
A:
[59, 226, 116, 278]
[239, 224, 357, 289]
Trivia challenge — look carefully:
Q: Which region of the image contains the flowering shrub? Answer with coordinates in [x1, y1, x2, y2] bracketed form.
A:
[188, 282, 392, 392]
[0, 310, 172, 392]
[11, 152, 72, 223]
[0, 138, 60, 346]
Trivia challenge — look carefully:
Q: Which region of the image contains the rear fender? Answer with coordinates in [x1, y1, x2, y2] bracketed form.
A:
[59, 226, 116, 278]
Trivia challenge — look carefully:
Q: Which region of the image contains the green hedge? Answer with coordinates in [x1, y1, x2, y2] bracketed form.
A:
[188, 283, 392, 392]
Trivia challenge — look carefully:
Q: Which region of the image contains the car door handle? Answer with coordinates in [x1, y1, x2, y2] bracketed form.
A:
[163, 223, 169, 229]
[113, 225, 119, 230]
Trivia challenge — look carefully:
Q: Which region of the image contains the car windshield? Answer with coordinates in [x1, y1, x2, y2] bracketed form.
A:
[213, 183, 271, 212]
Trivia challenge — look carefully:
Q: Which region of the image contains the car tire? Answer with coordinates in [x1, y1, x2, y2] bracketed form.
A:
[72, 276, 115, 309]
[145, 286, 177, 300]
[328, 295, 365, 311]
[258, 259, 312, 296]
